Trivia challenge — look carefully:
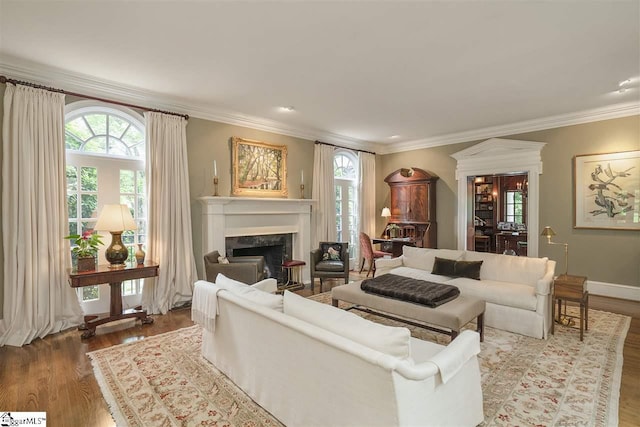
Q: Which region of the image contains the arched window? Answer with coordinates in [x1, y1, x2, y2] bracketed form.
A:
[334, 150, 359, 262]
[65, 101, 146, 313]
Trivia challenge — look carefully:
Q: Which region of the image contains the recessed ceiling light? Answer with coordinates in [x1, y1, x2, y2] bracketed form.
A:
[279, 106, 295, 112]
[388, 135, 400, 139]
[619, 79, 632, 87]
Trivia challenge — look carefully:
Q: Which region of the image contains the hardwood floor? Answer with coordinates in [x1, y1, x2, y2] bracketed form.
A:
[1, 276, 638, 427]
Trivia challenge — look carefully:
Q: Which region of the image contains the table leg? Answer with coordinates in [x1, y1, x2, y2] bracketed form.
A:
[551, 297, 555, 335]
[580, 302, 584, 341]
[110, 281, 123, 316]
[585, 292, 589, 331]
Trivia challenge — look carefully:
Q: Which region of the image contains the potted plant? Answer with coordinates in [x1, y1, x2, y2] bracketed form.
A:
[386, 223, 401, 238]
[65, 230, 103, 272]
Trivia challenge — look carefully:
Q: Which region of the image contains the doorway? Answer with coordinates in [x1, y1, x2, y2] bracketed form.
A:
[471, 173, 529, 255]
[451, 138, 546, 257]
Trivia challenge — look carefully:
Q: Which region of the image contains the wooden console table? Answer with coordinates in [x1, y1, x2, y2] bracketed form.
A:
[68, 262, 159, 339]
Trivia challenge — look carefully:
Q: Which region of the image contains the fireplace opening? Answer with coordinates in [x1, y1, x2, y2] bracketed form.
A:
[226, 234, 293, 283]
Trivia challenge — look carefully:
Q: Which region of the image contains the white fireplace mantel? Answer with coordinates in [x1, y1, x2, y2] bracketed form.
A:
[198, 196, 316, 282]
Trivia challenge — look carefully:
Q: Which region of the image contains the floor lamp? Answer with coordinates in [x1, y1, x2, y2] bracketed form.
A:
[540, 226, 568, 276]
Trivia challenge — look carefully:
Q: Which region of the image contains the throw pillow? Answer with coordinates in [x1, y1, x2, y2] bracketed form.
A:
[320, 243, 343, 261]
[454, 260, 483, 280]
[218, 256, 230, 264]
[283, 290, 411, 360]
[431, 257, 456, 276]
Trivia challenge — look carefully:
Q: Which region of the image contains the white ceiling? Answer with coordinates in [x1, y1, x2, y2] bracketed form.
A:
[1, 1, 639, 154]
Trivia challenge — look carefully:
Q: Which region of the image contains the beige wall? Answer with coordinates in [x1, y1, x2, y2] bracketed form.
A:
[186, 118, 314, 278]
[0, 79, 637, 320]
[378, 115, 640, 287]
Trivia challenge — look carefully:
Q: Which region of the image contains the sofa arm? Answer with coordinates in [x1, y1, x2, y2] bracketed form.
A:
[535, 260, 557, 295]
[207, 263, 260, 284]
[396, 330, 480, 382]
[251, 278, 278, 293]
[375, 256, 404, 276]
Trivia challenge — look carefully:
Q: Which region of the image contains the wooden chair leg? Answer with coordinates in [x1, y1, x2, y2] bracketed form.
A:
[366, 260, 374, 278]
[359, 258, 365, 274]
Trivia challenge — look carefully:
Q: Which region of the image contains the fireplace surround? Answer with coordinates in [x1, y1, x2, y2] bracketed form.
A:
[199, 197, 315, 284]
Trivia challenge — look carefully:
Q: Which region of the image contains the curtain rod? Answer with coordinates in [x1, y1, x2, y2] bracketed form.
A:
[0, 75, 189, 120]
[315, 140, 376, 155]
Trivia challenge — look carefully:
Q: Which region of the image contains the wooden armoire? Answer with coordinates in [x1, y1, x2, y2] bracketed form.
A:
[384, 167, 438, 248]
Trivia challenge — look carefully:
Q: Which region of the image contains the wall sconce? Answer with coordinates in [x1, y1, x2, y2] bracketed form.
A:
[540, 226, 568, 276]
[95, 204, 137, 269]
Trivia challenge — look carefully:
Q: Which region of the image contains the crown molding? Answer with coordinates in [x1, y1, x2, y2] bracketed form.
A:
[2, 55, 637, 157]
[376, 101, 640, 155]
[0, 56, 375, 152]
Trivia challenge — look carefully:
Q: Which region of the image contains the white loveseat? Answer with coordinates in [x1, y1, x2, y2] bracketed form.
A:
[192, 276, 484, 427]
[376, 246, 556, 339]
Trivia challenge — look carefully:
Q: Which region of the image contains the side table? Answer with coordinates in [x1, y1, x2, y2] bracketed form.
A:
[68, 262, 159, 338]
[551, 274, 588, 341]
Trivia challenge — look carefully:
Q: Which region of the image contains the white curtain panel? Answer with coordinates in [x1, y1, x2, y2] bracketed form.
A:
[1, 84, 83, 347]
[359, 152, 376, 237]
[142, 112, 197, 314]
[312, 143, 336, 243]
[358, 152, 376, 267]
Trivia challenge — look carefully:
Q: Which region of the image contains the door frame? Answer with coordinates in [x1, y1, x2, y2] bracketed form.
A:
[451, 138, 546, 257]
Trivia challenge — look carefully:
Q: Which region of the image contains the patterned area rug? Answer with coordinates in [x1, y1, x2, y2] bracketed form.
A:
[88, 293, 630, 426]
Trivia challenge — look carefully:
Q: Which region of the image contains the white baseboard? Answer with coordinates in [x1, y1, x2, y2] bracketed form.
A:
[587, 280, 640, 302]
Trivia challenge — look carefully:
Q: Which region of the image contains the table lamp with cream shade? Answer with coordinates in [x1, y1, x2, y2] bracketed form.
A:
[541, 226, 568, 275]
[381, 207, 391, 238]
[95, 204, 137, 268]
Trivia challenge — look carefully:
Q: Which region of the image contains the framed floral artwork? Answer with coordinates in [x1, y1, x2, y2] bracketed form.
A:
[574, 150, 639, 230]
[232, 137, 288, 197]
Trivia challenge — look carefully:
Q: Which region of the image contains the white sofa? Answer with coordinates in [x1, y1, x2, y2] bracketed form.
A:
[192, 276, 484, 427]
[376, 246, 556, 339]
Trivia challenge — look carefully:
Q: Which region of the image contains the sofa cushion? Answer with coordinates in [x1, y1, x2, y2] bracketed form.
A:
[320, 242, 344, 261]
[283, 290, 411, 360]
[315, 260, 345, 271]
[447, 277, 537, 311]
[402, 246, 465, 272]
[432, 257, 456, 276]
[215, 273, 284, 311]
[462, 251, 548, 287]
[454, 260, 483, 280]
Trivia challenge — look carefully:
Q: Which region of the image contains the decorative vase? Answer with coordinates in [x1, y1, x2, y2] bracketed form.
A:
[135, 244, 146, 265]
[77, 256, 96, 272]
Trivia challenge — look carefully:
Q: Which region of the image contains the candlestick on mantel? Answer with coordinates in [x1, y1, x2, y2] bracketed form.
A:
[301, 169, 304, 185]
[300, 183, 305, 199]
[213, 177, 219, 196]
[213, 160, 218, 177]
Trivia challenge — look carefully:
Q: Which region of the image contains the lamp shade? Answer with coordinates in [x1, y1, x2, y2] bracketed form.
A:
[540, 226, 556, 238]
[381, 207, 391, 218]
[95, 204, 137, 232]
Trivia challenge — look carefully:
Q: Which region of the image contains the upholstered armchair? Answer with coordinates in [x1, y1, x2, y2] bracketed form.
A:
[204, 250, 266, 284]
[310, 242, 349, 293]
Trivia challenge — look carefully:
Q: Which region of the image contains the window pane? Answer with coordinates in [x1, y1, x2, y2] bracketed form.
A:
[82, 221, 97, 234]
[68, 221, 77, 237]
[82, 286, 99, 301]
[123, 126, 144, 146]
[120, 195, 135, 213]
[66, 166, 78, 191]
[65, 133, 82, 150]
[67, 194, 77, 219]
[109, 116, 129, 138]
[506, 192, 514, 203]
[122, 230, 136, 246]
[84, 136, 107, 154]
[120, 170, 135, 193]
[81, 194, 98, 218]
[85, 114, 107, 135]
[109, 139, 129, 156]
[137, 195, 146, 218]
[80, 167, 97, 191]
[136, 171, 146, 193]
[66, 117, 93, 140]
